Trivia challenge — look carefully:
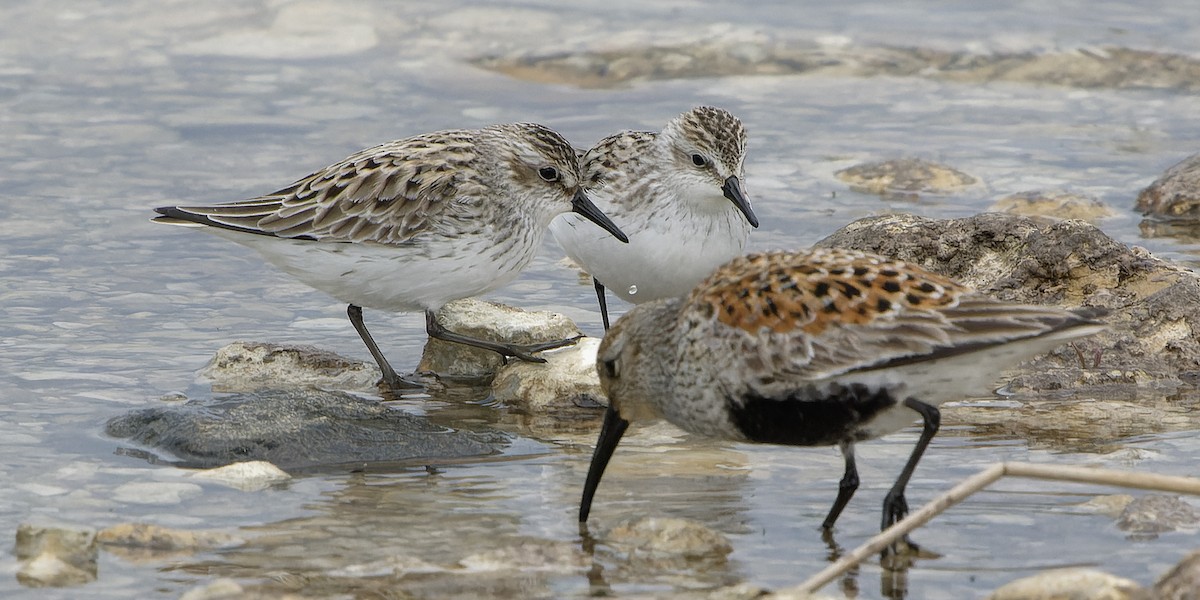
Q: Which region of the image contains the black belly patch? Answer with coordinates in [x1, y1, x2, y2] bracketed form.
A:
[727, 383, 898, 446]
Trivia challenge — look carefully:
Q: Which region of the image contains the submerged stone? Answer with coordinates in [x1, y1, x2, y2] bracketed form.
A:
[835, 158, 978, 198]
[106, 388, 510, 470]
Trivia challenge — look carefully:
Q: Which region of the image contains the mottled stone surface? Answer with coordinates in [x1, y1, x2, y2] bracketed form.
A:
[98, 523, 242, 553]
[816, 213, 1200, 391]
[986, 568, 1145, 600]
[491, 337, 604, 412]
[604, 516, 732, 559]
[835, 158, 977, 198]
[14, 523, 98, 587]
[991, 190, 1116, 222]
[1154, 549, 1200, 600]
[1117, 495, 1200, 538]
[1136, 153, 1200, 220]
[476, 42, 1200, 91]
[106, 388, 509, 470]
[199, 341, 380, 392]
[418, 298, 584, 379]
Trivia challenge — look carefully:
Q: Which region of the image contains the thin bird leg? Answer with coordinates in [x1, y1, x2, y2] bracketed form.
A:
[347, 305, 422, 389]
[593, 277, 611, 331]
[821, 440, 860, 531]
[880, 398, 941, 553]
[424, 310, 582, 364]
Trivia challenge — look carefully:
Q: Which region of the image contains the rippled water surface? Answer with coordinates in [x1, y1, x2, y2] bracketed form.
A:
[3, 1, 1200, 598]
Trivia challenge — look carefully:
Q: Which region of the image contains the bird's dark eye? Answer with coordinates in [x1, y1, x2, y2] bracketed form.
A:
[538, 166, 560, 182]
[691, 153, 708, 168]
[601, 358, 619, 379]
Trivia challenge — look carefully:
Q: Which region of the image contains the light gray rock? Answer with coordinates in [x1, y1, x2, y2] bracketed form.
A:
[190, 460, 292, 491]
[1136, 153, 1200, 221]
[418, 298, 584, 380]
[835, 158, 978, 198]
[199, 341, 379, 392]
[491, 337, 604, 411]
[986, 568, 1146, 600]
[112, 481, 204, 505]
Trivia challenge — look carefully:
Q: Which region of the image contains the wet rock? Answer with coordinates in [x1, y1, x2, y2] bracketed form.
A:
[459, 539, 589, 573]
[765, 587, 846, 600]
[986, 568, 1146, 600]
[491, 337, 604, 412]
[112, 481, 204, 505]
[15, 522, 98, 587]
[991, 190, 1116, 222]
[835, 158, 977, 199]
[815, 213, 1200, 391]
[179, 578, 244, 600]
[1155, 549, 1200, 600]
[325, 554, 445, 578]
[106, 388, 509, 470]
[1136, 153, 1200, 221]
[418, 298, 584, 380]
[98, 523, 242, 555]
[477, 41, 1200, 91]
[199, 341, 379, 393]
[1079, 494, 1136, 517]
[16, 554, 96, 588]
[604, 516, 732, 560]
[1117, 495, 1200, 539]
[190, 460, 292, 491]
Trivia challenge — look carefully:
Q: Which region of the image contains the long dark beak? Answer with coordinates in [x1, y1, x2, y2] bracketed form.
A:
[722, 176, 759, 228]
[572, 189, 629, 243]
[579, 405, 630, 522]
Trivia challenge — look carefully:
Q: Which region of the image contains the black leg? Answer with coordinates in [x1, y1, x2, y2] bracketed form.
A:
[821, 440, 859, 531]
[424, 310, 582, 363]
[881, 398, 940, 556]
[593, 278, 611, 331]
[347, 305, 423, 389]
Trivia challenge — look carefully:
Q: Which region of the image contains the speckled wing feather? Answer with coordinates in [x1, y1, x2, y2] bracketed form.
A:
[155, 130, 483, 245]
[682, 249, 1098, 381]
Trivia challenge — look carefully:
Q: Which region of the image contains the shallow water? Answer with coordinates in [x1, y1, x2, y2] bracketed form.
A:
[3, 1, 1200, 598]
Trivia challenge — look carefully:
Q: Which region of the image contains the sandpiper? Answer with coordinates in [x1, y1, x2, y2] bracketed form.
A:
[154, 122, 628, 388]
[549, 106, 757, 329]
[579, 248, 1105, 553]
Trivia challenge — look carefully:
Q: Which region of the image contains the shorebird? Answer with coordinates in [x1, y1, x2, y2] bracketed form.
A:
[550, 106, 757, 329]
[579, 248, 1105, 553]
[154, 122, 628, 388]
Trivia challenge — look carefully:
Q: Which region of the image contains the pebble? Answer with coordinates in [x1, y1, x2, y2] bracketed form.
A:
[604, 516, 732, 560]
[190, 460, 292, 492]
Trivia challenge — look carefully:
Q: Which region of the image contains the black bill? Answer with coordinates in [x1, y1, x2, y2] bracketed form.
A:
[722, 176, 759, 228]
[572, 189, 629, 243]
[579, 405, 631, 522]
